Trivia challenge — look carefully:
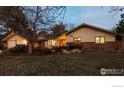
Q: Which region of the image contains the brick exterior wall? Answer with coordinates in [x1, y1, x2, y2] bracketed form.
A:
[115, 40, 124, 52]
[116, 40, 122, 50]
[67, 42, 117, 52]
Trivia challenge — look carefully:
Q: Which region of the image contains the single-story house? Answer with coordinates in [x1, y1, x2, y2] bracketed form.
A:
[47, 23, 122, 52]
[1, 31, 47, 49]
[1, 23, 124, 52]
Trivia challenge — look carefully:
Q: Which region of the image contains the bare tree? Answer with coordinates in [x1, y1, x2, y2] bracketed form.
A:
[0, 7, 28, 33]
[65, 23, 75, 30]
[22, 6, 66, 54]
[0, 6, 66, 54]
[109, 6, 124, 14]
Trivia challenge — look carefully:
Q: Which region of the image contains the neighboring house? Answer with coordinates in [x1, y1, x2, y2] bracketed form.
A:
[47, 23, 117, 51]
[1, 31, 47, 49]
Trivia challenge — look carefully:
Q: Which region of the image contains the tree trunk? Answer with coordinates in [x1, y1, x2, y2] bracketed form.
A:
[28, 42, 33, 54]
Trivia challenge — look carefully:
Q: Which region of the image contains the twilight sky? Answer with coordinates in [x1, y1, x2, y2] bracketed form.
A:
[63, 6, 121, 30]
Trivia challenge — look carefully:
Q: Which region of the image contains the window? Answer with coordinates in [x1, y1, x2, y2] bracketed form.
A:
[48, 40, 52, 46]
[95, 36, 105, 44]
[48, 40, 57, 46]
[17, 40, 27, 45]
[73, 37, 81, 44]
[59, 39, 66, 46]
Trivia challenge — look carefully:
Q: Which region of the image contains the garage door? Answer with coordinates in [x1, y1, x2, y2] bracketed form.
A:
[8, 40, 16, 48]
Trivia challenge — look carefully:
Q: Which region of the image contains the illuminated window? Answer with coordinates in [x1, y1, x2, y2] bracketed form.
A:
[52, 40, 57, 46]
[48, 40, 52, 46]
[48, 40, 57, 46]
[96, 36, 105, 44]
[17, 40, 27, 45]
[73, 37, 81, 44]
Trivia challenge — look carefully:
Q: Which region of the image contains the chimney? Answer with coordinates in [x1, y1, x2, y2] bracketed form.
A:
[38, 31, 46, 40]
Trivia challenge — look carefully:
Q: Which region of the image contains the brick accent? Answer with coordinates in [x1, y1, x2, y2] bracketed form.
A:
[67, 42, 117, 52]
[115, 40, 124, 52]
[34, 41, 46, 49]
[116, 40, 122, 50]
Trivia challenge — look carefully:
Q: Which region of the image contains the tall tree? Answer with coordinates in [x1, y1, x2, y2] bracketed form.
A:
[109, 7, 124, 35]
[0, 7, 29, 33]
[113, 14, 124, 35]
[110, 6, 124, 14]
[110, 7, 124, 49]
[51, 23, 67, 37]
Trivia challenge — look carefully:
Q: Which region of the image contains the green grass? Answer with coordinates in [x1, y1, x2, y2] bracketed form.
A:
[0, 53, 124, 76]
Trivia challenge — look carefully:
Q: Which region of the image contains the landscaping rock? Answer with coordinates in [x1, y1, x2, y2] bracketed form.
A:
[70, 49, 82, 53]
[62, 49, 70, 54]
[48, 46, 52, 49]
[57, 52, 61, 55]
[0, 50, 2, 54]
[51, 49, 55, 53]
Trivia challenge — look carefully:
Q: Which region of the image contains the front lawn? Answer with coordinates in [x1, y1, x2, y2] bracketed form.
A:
[0, 53, 124, 76]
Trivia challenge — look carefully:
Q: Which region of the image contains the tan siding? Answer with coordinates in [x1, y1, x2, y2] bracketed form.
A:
[7, 34, 27, 48]
[67, 27, 115, 43]
[45, 41, 48, 48]
[34, 42, 39, 48]
[8, 35, 26, 41]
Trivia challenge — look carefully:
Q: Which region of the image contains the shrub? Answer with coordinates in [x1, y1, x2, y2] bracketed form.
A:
[52, 46, 68, 53]
[32, 48, 52, 55]
[0, 44, 3, 49]
[9, 45, 27, 53]
[68, 45, 82, 50]
[0, 42, 4, 49]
